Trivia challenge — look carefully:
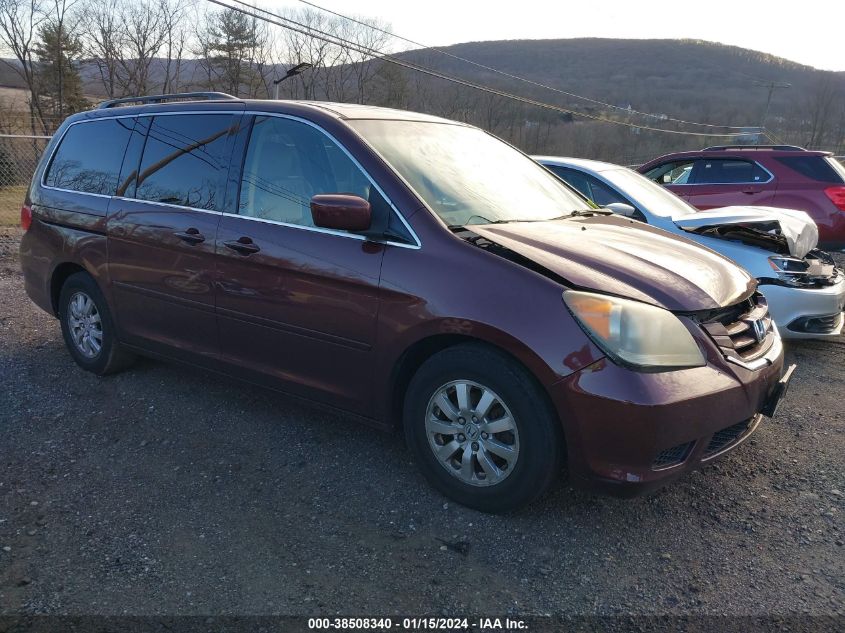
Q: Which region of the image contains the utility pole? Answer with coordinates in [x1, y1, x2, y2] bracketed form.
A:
[752, 78, 791, 143]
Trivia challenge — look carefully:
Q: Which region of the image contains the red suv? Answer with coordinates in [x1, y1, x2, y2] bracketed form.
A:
[638, 145, 845, 250]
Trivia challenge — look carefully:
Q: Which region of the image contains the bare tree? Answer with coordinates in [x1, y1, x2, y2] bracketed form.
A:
[0, 0, 48, 133]
[117, 0, 166, 95]
[80, 0, 123, 97]
[342, 15, 390, 104]
[278, 8, 337, 100]
[158, 0, 188, 94]
[803, 72, 842, 149]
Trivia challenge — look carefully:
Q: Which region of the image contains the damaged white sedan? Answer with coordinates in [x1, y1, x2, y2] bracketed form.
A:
[536, 156, 845, 339]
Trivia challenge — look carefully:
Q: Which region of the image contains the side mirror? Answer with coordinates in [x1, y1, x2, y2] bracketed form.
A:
[310, 194, 372, 232]
[605, 202, 638, 217]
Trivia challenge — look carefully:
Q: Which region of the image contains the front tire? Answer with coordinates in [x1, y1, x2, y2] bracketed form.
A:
[58, 272, 135, 375]
[404, 343, 563, 513]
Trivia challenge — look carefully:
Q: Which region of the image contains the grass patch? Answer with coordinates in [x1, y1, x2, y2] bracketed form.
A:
[0, 185, 27, 226]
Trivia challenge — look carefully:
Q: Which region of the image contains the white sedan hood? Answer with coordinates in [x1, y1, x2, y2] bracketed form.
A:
[672, 206, 818, 258]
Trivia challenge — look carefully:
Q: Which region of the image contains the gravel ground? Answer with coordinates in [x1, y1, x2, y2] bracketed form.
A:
[0, 230, 843, 617]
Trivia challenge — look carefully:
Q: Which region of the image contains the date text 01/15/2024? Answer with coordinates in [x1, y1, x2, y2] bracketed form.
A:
[307, 617, 528, 630]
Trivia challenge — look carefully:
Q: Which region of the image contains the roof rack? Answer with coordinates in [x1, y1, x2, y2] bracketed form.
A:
[97, 92, 239, 109]
[703, 144, 806, 152]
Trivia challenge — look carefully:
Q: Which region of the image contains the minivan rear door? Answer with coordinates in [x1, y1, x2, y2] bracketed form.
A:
[214, 114, 387, 415]
[107, 110, 242, 363]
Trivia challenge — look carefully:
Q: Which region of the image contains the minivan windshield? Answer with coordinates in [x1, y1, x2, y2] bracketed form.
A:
[349, 120, 589, 227]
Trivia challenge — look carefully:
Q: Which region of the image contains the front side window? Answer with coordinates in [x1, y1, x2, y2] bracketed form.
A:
[134, 114, 235, 211]
[44, 118, 134, 195]
[602, 168, 697, 218]
[585, 175, 627, 207]
[545, 166, 592, 199]
[547, 166, 625, 206]
[695, 159, 769, 184]
[644, 160, 696, 185]
[238, 115, 379, 228]
[349, 120, 588, 227]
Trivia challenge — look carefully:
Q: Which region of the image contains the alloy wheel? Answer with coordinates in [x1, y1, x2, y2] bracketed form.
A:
[424, 380, 520, 486]
[67, 291, 103, 359]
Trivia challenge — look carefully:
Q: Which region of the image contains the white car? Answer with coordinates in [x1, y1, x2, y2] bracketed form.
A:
[535, 156, 845, 339]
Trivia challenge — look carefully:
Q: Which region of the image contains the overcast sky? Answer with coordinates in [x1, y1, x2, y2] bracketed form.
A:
[271, 0, 845, 71]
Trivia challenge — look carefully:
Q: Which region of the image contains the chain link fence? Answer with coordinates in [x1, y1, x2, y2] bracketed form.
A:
[0, 134, 51, 226]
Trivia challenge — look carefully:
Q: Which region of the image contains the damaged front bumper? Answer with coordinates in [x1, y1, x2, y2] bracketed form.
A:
[759, 275, 845, 338]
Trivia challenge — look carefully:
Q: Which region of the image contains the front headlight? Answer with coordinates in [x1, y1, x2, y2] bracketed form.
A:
[563, 290, 705, 370]
[768, 255, 812, 287]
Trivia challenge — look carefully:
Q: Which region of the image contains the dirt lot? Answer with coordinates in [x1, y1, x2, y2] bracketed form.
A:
[0, 228, 843, 618]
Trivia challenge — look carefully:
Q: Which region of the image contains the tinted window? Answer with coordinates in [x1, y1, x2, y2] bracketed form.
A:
[586, 176, 627, 206]
[239, 115, 378, 228]
[547, 166, 625, 206]
[775, 156, 845, 183]
[44, 118, 134, 195]
[135, 114, 234, 210]
[695, 159, 769, 184]
[546, 166, 592, 199]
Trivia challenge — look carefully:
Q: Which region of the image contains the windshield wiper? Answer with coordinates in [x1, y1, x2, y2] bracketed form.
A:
[564, 208, 615, 218]
[448, 215, 514, 230]
[448, 209, 612, 230]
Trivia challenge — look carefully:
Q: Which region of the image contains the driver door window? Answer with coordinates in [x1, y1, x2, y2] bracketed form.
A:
[644, 160, 695, 185]
[643, 160, 696, 200]
[238, 115, 376, 228]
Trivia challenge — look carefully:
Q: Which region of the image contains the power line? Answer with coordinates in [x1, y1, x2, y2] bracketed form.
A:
[298, 0, 751, 131]
[206, 0, 755, 138]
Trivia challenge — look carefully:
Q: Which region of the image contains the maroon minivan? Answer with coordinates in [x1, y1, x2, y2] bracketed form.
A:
[19, 94, 792, 512]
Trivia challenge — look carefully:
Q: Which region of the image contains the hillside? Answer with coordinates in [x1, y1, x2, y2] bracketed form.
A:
[397, 38, 840, 127]
[1, 38, 842, 161]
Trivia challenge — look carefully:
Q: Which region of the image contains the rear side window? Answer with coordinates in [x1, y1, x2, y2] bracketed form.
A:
[135, 114, 234, 211]
[695, 159, 770, 184]
[44, 118, 134, 195]
[775, 156, 845, 183]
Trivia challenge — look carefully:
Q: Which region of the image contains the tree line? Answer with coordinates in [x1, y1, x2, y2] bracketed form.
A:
[0, 0, 395, 135]
[0, 0, 842, 159]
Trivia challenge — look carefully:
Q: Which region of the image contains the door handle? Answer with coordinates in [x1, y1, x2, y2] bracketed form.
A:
[741, 187, 760, 195]
[174, 228, 205, 244]
[223, 237, 260, 255]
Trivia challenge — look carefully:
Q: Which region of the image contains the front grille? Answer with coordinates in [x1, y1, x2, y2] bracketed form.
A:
[787, 312, 843, 334]
[702, 418, 754, 459]
[652, 441, 694, 470]
[701, 293, 774, 363]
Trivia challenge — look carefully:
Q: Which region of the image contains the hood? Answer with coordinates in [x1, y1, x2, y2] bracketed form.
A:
[672, 206, 818, 258]
[469, 215, 755, 311]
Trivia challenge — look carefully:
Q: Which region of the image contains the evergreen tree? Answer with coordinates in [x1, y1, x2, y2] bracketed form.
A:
[202, 9, 262, 97]
[34, 20, 87, 123]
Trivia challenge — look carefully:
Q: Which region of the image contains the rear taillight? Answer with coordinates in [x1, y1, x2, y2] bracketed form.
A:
[20, 204, 32, 231]
[824, 186, 845, 211]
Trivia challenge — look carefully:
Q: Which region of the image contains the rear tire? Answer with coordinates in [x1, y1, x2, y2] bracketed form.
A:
[58, 272, 135, 375]
[403, 343, 563, 513]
